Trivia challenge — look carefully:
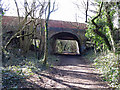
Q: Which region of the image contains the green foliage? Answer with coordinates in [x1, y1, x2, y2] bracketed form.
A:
[94, 53, 120, 88]
[2, 47, 59, 89]
[85, 2, 117, 52]
[2, 62, 35, 89]
[55, 40, 79, 54]
[2, 65, 34, 89]
[86, 13, 113, 51]
[84, 50, 120, 88]
[115, 43, 120, 54]
[85, 1, 120, 88]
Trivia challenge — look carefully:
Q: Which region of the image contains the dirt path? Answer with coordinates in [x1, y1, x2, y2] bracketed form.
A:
[25, 55, 110, 89]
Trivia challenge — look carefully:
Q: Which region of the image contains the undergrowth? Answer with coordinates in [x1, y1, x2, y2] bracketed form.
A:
[85, 49, 120, 89]
[2, 48, 59, 89]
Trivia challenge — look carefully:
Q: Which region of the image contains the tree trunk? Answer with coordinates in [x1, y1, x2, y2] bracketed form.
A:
[39, 21, 44, 59]
[105, 3, 115, 52]
[91, 2, 112, 51]
[43, 0, 51, 66]
[0, 14, 2, 90]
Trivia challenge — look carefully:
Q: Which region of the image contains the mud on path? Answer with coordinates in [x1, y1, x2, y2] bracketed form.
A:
[25, 55, 110, 89]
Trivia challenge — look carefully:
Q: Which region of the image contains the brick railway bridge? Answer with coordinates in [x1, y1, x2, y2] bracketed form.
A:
[2, 16, 87, 54]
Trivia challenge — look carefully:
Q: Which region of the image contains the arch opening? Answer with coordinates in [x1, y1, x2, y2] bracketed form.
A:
[49, 32, 81, 55]
[55, 39, 80, 55]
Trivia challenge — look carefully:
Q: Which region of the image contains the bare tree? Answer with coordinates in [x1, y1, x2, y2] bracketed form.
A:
[73, 0, 99, 22]
[4, 0, 47, 51]
[3, 0, 57, 65]
[43, 0, 57, 65]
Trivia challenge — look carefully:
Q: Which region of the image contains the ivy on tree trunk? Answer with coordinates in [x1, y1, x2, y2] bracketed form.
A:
[91, 2, 112, 51]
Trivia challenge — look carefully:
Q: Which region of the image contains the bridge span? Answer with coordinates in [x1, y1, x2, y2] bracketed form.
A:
[2, 16, 87, 54]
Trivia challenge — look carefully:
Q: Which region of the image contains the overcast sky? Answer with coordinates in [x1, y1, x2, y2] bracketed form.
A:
[2, 0, 89, 23]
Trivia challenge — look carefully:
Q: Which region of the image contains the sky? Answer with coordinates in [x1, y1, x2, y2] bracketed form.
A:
[2, 0, 89, 23]
[50, 0, 86, 22]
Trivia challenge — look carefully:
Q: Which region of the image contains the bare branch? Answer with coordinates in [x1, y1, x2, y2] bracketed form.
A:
[83, 0, 87, 10]
[24, 0, 28, 15]
[17, 30, 34, 38]
[91, 2, 103, 28]
[85, 0, 89, 22]
[50, 1, 58, 13]
[89, 10, 98, 14]
[39, 2, 46, 18]
[14, 0, 20, 23]
[4, 19, 33, 49]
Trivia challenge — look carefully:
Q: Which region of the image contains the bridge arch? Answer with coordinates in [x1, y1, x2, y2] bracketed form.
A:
[49, 32, 82, 55]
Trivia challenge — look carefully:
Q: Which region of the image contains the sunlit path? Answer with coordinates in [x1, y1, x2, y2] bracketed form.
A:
[26, 55, 110, 89]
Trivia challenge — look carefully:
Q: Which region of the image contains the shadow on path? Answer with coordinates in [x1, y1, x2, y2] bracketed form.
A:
[34, 55, 110, 89]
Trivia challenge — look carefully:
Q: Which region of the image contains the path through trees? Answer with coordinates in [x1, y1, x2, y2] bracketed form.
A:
[20, 55, 110, 89]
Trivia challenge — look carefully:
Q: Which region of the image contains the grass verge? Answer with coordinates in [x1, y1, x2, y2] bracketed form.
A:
[84, 49, 120, 89]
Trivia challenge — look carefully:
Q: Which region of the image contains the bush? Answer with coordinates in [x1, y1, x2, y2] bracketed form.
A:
[94, 53, 120, 88]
